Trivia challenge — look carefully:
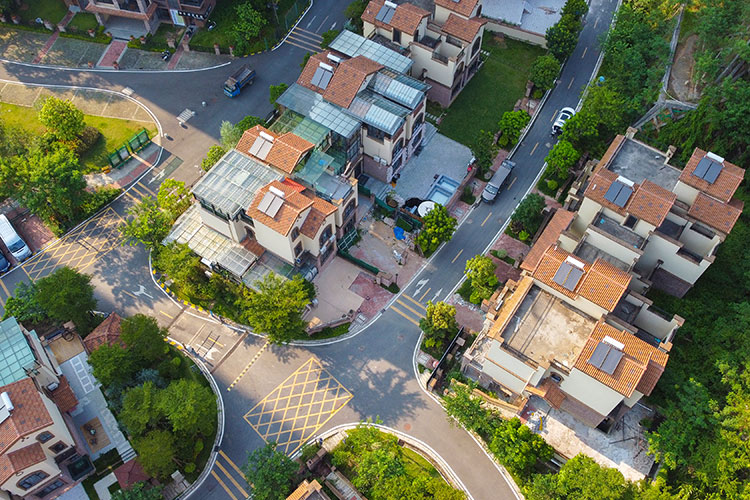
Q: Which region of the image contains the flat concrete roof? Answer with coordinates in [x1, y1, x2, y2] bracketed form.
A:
[575, 241, 630, 271]
[501, 286, 595, 369]
[607, 139, 681, 191]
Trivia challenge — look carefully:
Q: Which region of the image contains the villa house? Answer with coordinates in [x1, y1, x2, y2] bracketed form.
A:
[361, 0, 486, 106]
[68, 0, 215, 35]
[0, 318, 88, 500]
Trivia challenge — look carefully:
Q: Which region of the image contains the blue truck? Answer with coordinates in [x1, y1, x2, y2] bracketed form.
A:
[223, 65, 256, 97]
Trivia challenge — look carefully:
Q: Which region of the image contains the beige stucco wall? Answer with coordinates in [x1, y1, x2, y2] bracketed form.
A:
[198, 207, 243, 242]
[583, 228, 640, 268]
[254, 221, 295, 264]
[362, 129, 401, 164]
[533, 279, 607, 319]
[410, 43, 456, 87]
[638, 233, 709, 284]
[633, 307, 678, 342]
[679, 223, 720, 257]
[571, 198, 600, 234]
[0, 457, 61, 497]
[673, 180, 700, 206]
[334, 191, 358, 228]
[483, 20, 547, 48]
[632, 219, 656, 239]
[300, 215, 336, 256]
[560, 369, 624, 416]
[622, 390, 644, 408]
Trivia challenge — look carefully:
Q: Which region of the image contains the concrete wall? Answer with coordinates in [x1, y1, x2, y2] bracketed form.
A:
[198, 207, 244, 242]
[534, 279, 607, 319]
[633, 306, 678, 342]
[559, 369, 624, 417]
[571, 198, 600, 234]
[254, 221, 295, 264]
[679, 222, 720, 257]
[583, 227, 640, 268]
[484, 20, 547, 48]
[638, 233, 709, 284]
[673, 180, 700, 206]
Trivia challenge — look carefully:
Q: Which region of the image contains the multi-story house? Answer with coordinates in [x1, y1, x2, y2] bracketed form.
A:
[277, 30, 429, 184]
[73, 0, 215, 34]
[0, 318, 86, 500]
[361, 0, 486, 106]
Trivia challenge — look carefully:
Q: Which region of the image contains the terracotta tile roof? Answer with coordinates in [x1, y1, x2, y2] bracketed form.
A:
[625, 180, 677, 227]
[584, 169, 628, 215]
[287, 479, 324, 500]
[0, 378, 54, 455]
[576, 258, 631, 312]
[114, 459, 149, 489]
[635, 361, 664, 396]
[521, 209, 575, 272]
[297, 51, 333, 94]
[574, 320, 668, 397]
[300, 198, 337, 239]
[311, 196, 338, 216]
[531, 247, 630, 311]
[242, 238, 266, 258]
[236, 125, 273, 157]
[49, 376, 77, 414]
[324, 56, 383, 109]
[539, 378, 566, 409]
[83, 312, 122, 353]
[687, 192, 743, 234]
[435, 0, 480, 18]
[441, 14, 486, 43]
[362, 0, 430, 35]
[247, 181, 314, 236]
[265, 133, 314, 174]
[0, 443, 46, 485]
[679, 148, 745, 203]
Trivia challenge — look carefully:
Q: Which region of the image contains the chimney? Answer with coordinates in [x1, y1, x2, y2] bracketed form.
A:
[665, 145, 676, 164]
[625, 127, 637, 139]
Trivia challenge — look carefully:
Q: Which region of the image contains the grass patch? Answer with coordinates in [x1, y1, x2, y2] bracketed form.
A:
[66, 12, 98, 32]
[490, 249, 515, 266]
[437, 37, 545, 145]
[15, 0, 68, 24]
[0, 102, 156, 171]
[129, 24, 184, 52]
[307, 322, 351, 340]
[403, 447, 441, 479]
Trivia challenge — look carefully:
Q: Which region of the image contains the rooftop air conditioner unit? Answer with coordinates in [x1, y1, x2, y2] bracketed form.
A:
[46, 382, 59, 392]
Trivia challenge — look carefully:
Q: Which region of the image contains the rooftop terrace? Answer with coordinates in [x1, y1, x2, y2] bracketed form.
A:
[592, 213, 645, 249]
[575, 241, 630, 271]
[607, 139, 681, 191]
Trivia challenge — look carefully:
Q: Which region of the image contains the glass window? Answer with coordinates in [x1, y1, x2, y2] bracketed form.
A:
[35, 479, 65, 497]
[319, 225, 333, 246]
[393, 29, 401, 44]
[18, 471, 48, 490]
[344, 200, 356, 219]
[392, 138, 404, 157]
[366, 124, 386, 141]
[49, 441, 67, 454]
[295, 243, 303, 257]
[36, 431, 54, 444]
[413, 113, 424, 128]
[291, 227, 300, 241]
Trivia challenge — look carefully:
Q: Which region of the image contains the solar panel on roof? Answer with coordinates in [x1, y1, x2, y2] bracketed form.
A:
[704, 161, 723, 184]
[257, 192, 275, 213]
[249, 136, 266, 157]
[614, 185, 633, 207]
[601, 348, 624, 375]
[256, 138, 273, 160]
[588, 342, 609, 369]
[318, 69, 333, 90]
[693, 157, 711, 179]
[266, 195, 284, 217]
[563, 267, 584, 291]
[604, 181, 633, 208]
[311, 67, 325, 87]
[382, 6, 396, 23]
[375, 4, 390, 21]
[552, 262, 572, 287]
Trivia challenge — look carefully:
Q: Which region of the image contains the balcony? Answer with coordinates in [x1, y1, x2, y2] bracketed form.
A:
[419, 35, 440, 49]
[593, 213, 645, 249]
[656, 218, 683, 240]
[677, 246, 703, 264]
[432, 51, 449, 64]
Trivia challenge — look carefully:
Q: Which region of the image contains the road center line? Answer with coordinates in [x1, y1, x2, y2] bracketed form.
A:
[481, 211, 493, 227]
[568, 76, 575, 89]
[210, 471, 238, 500]
[122, 290, 138, 299]
[508, 177, 517, 190]
[530, 142, 539, 156]
[219, 451, 245, 477]
[0, 278, 10, 298]
[215, 461, 248, 497]
[160, 310, 174, 319]
[403, 294, 427, 310]
[550, 109, 558, 122]
[451, 248, 464, 263]
[581, 47, 588, 58]
[418, 287, 431, 302]
[390, 306, 420, 326]
[396, 299, 425, 318]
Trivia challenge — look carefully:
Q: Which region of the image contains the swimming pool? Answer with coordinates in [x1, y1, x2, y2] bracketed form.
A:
[426, 175, 460, 205]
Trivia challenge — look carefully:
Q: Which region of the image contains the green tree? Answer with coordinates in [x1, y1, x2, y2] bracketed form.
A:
[353, 445, 405, 494]
[121, 314, 168, 366]
[510, 193, 546, 235]
[242, 273, 310, 344]
[157, 179, 191, 220]
[36, 266, 97, 333]
[89, 344, 136, 387]
[37, 97, 85, 141]
[2, 282, 46, 324]
[201, 145, 226, 172]
[443, 382, 493, 434]
[135, 430, 176, 479]
[120, 382, 164, 437]
[159, 379, 217, 437]
[345, 0, 369, 33]
[243, 443, 298, 500]
[546, 15, 581, 62]
[419, 301, 457, 349]
[470, 130, 498, 176]
[530, 54, 561, 91]
[269, 83, 289, 108]
[544, 139, 579, 179]
[119, 197, 172, 250]
[111, 482, 162, 500]
[489, 418, 554, 475]
[464, 255, 499, 304]
[560, 108, 599, 153]
[220, 120, 244, 149]
[561, 0, 588, 19]
[234, 2, 267, 39]
[153, 243, 205, 299]
[498, 111, 531, 147]
[555, 455, 631, 499]
[236, 115, 265, 132]
[320, 29, 340, 48]
[417, 204, 457, 255]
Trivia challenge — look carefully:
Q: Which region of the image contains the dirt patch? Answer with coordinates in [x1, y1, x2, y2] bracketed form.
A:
[447, 294, 484, 333]
[669, 34, 701, 102]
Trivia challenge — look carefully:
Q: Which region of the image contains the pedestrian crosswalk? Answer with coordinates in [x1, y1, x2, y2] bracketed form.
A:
[390, 294, 427, 326]
[283, 26, 323, 53]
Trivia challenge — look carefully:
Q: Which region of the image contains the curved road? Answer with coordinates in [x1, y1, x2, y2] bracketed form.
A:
[0, 0, 618, 497]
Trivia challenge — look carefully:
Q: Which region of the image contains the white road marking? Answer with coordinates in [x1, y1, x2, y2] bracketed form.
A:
[133, 284, 154, 299]
[414, 279, 429, 295]
[306, 15, 317, 29]
[431, 288, 443, 303]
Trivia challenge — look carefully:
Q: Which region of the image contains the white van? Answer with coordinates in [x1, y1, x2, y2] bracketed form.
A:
[0, 215, 31, 262]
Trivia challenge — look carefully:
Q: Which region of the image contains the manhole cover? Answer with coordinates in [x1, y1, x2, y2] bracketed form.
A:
[404, 423, 411, 431]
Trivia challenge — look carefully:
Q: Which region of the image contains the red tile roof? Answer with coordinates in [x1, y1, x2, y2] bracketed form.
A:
[435, 0, 480, 18]
[0, 443, 46, 485]
[539, 378, 566, 409]
[574, 320, 668, 397]
[440, 14, 486, 43]
[679, 148, 745, 203]
[362, 0, 430, 35]
[323, 56, 383, 109]
[687, 192, 743, 235]
[248, 181, 314, 236]
[0, 378, 54, 455]
[114, 459, 150, 489]
[83, 312, 122, 353]
[521, 209, 575, 272]
[297, 51, 333, 94]
[300, 198, 337, 239]
[236, 126, 314, 174]
[49, 376, 77, 414]
[625, 180, 677, 227]
[584, 169, 628, 216]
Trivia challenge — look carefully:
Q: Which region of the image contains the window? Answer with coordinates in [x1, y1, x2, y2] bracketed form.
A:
[344, 200, 356, 219]
[239, 211, 254, 226]
[18, 471, 49, 490]
[624, 215, 638, 229]
[392, 138, 404, 157]
[413, 113, 424, 128]
[36, 431, 54, 444]
[391, 156, 403, 173]
[366, 124, 386, 141]
[35, 479, 65, 497]
[295, 243, 303, 257]
[291, 227, 300, 241]
[392, 29, 401, 44]
[319, 225, 333, 246]
[471, 37, 481, 57]
[49, 441, 68, 454]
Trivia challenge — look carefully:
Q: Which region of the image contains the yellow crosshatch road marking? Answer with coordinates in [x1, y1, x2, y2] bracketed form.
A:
[21, 207, 124, 281]
[244, 358, 353, 455]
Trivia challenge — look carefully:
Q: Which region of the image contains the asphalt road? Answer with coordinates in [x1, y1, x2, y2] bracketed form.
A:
[0, 0, 619, 497]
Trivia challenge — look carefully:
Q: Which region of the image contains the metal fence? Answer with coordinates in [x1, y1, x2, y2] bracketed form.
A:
[107, 129, 152, 169]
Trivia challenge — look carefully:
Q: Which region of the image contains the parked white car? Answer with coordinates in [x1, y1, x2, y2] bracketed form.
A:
[552, 107, 576, 135]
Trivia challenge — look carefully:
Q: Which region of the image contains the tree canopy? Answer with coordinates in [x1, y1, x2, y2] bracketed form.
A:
[35, 266, 97, 333]
[157, 179, 191, 220]
[530, 54, 561, 91]
[544, 140, 580, 179]
[110, 482, 162, 500]
[37, 97, 85, 141]
[244, 443, 298, 500]
[470, 130, 499, 176]
[119, 197, 173, 250]
[417, 205, 457, 255]
[510, 194, 546, 236]
[121, 314, 168, 366]
[498, 111, 531, 147]
[419, 301, 457, 349]
[464, 255, 499, 304]
[241, 273, 310, 344]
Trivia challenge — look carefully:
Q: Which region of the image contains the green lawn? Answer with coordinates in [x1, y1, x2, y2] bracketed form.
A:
[130, 24, 184, 52]
[66, 12, 99, 32]
[437, 37, 546, 146]
[16, 0, 68, 24]
[0, 102, 156, 171]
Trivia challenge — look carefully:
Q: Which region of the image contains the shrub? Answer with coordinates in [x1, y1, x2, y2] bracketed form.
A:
[201, 145, 226, 171]
[546, 179, 559, 191]
[529, 54, 561, 91]
[510, 193, 546, 235]
[532, 89, 543, 99]
[76, 126, 101, 155]
[498, 110, 531, 148]
[519, 230, 530, 241]
[320, 29, 340, 49]
[461, 185, 476, 204]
